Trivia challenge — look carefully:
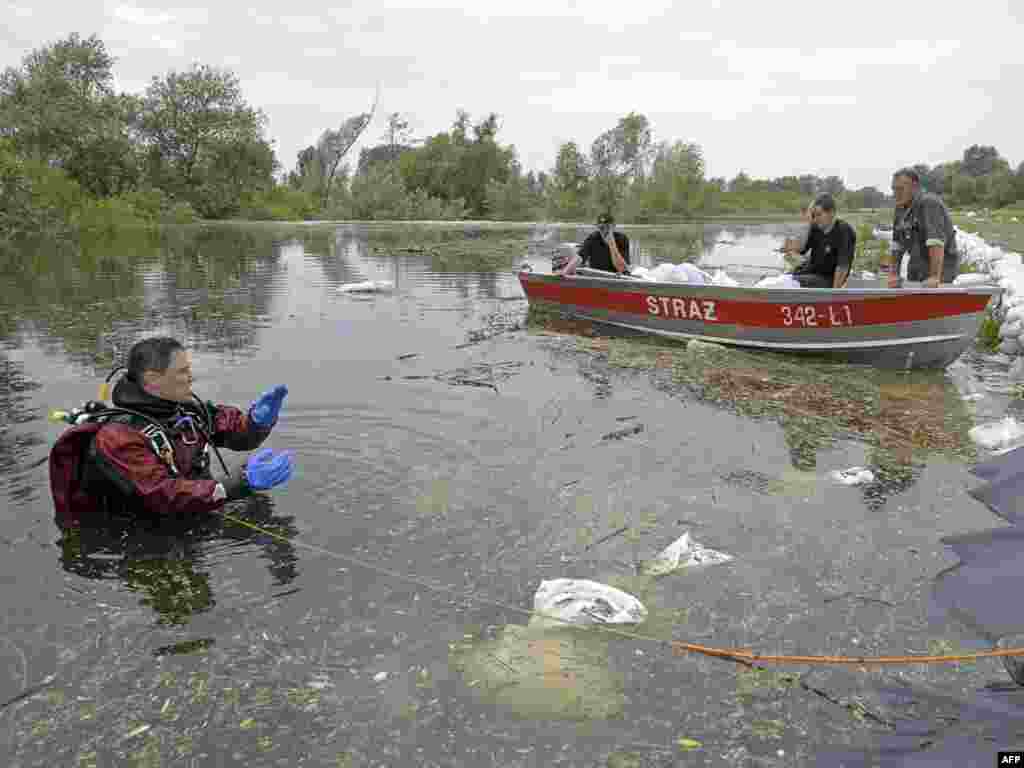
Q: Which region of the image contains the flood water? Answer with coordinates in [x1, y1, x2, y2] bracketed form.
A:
[2, 221, 1023, 767]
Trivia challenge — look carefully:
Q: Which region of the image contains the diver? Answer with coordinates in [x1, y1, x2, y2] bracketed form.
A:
[49, 336, 294, 521]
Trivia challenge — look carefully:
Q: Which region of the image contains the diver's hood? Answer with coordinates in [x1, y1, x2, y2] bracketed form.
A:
[111, 375, 194, 421]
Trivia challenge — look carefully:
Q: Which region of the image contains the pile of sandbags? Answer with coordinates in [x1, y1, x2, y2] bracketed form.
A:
[630, 263, 739, 286]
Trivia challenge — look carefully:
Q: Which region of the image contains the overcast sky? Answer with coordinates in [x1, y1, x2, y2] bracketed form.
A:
[4, 0, 1023, 191]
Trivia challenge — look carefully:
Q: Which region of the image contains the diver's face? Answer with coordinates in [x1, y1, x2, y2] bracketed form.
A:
[144, 350, 194, 403]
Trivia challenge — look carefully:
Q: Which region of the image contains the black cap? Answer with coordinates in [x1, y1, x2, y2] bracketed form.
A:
[597, 213, 615, 226]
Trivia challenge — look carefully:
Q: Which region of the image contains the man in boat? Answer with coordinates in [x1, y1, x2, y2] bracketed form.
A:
[559, 213, 631, 276]
[889, 167, 959, 288]
[783, 201, 816, 257]
[49, 336, 294, 522]
[790, 194, 857, 288]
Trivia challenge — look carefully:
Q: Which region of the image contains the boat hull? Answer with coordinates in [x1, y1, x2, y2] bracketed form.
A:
[519, 269, 999, 369]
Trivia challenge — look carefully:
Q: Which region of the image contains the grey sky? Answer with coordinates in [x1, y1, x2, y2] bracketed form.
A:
[4, 0, 1023, 191]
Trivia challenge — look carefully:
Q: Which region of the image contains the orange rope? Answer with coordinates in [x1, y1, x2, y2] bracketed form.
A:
[671, 640, 1024, 666]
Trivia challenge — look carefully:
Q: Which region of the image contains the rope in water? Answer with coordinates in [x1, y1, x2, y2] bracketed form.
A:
[222, 512, 1024, 667]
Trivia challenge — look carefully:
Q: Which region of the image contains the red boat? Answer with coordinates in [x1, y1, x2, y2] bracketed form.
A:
[518, 266, 999, 369]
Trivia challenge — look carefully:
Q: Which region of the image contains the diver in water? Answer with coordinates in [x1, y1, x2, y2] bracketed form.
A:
[49, 336, 294, 521]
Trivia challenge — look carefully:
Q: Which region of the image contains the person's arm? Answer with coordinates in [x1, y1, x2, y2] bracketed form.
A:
[919, 199, 949, 287]
[607, 233, 628, 274]
[560, 251, 582, 276]
[92, 424, 235, 515]
[832, 225, 855, 288]
[207, 402, 273, 451]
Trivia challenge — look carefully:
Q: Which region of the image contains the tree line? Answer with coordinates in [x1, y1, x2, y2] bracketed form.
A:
[4, 33, 1024, 246]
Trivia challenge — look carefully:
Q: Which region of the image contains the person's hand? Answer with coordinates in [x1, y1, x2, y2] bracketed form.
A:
[888, 273, 900, 289]
[924, 276, 940, 289]
[244, 448, 294, 490]
[250, 385, 288, 427]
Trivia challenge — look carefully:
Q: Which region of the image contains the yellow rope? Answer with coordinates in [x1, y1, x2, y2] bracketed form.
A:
[222, 512, 1024, 668]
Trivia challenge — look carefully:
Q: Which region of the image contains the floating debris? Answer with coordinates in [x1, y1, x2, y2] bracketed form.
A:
[829, 467, 876, 486]
[641, 532, 734, 577]
[530, 578, 647, 627]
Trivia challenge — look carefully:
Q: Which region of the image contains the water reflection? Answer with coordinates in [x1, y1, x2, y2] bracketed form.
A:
[0, 349, 44, 507]
[56, 496, 300, 625]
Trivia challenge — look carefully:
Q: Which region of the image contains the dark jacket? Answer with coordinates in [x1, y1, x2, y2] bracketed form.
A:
[50, 376, 271, 522]
[579, 231, 631, 273]
[892, 191, 959, 282]
[795, 218, 856, 286]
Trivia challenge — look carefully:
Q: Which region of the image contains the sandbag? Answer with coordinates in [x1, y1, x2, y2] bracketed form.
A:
[1000, 320, 1023, 339]
[755, 274, 801, 289]
[969, 417, 1024, 451]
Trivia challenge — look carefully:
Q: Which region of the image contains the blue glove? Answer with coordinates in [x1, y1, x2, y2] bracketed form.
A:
[244, 448, 294, 490]
[250, 385, 288, 427]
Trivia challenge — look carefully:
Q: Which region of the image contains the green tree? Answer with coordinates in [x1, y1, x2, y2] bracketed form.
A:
[548, 141, 590, 220]
[0, 33, 138, 197]
[137, 64, 273, 215]
[961, 145, 1010, 178]
[397, 111, 516, 216]
[636, 140, 705, 217]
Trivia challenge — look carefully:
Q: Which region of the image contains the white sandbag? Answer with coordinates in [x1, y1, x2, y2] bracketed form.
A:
[1010, 357, 1024, 382]
[711, 269, 739, 287]
[861, 270, 877, 280]
[1000, 320, 1023, 339]
[953, 273, 993, 287]
[641, 531, 734, 577]
[665, 263, 712, 284]
[532, 579, 647, 626]
[829, 467, 875, 486]
[1005, 305, 1024, 324]
[755, 274, 801, 289]
[337, 280, 394, 293]
[998, 338, 1019, 355]
[630, 266, 654, 281]
[969, 417, 1024, 451]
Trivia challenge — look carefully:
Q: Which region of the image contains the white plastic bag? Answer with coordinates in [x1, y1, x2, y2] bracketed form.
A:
[969, 417, 1024, 451]
[755, 274, 801, 289]
[641, 531, 734, 576]
[531, 578, 647, 626]
[337, 280, 394, 293]
[666, 263, 712, 284]
[711, 269, 739, 287]
[829, 467, 875, 486]
[1000, 320, 1023, 339]
[953, 273, 993, 287]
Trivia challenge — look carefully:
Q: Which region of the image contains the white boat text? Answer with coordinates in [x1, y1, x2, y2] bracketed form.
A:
[646, 296, 718, 321]
[780, 304, 854, 327]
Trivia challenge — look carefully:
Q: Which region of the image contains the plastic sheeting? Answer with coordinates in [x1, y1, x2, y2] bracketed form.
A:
[969, 417, 1024, 451]
[337, 280, 394, 293]
[755, 274, 801, 289]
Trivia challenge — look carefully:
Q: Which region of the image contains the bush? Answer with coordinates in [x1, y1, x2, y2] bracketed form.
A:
[239, 187, 319, 221]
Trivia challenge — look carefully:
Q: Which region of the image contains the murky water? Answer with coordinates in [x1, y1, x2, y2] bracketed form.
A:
[1, 222, 1022, 767]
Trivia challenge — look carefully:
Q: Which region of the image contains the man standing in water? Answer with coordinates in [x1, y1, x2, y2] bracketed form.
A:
[559, 213, 631, 276]
[889, 167, 959, 288]
[791, 194, 857, 288]
[50, 336, 294, 520]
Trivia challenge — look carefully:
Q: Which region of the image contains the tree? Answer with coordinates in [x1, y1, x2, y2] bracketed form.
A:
[961, 145, 1009, 178]
[0, 33, 137, 196]
[313, 106, 377, 211]
[396, 110, 516, 217]
[137, 64, 272, 213]
[589, 112, 653, 214]
[382, 112, 412, 156]
[638, 140, 705, 216]
[549, 141, 589, 220]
